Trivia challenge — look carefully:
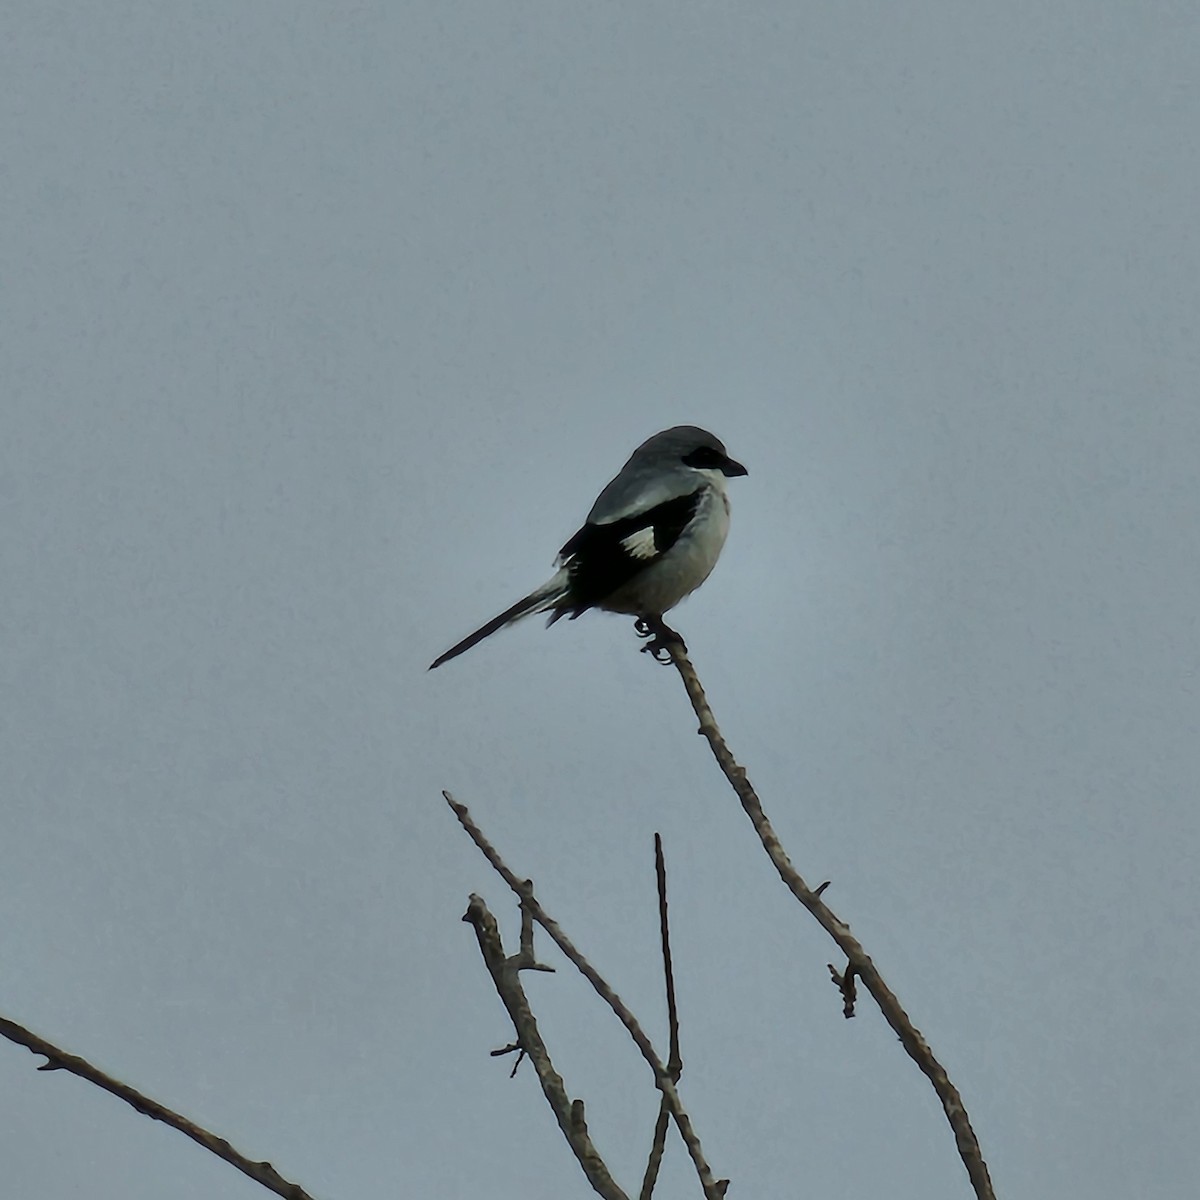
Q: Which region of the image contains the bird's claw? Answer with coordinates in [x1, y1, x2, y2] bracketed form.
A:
[635, 617, 686, 663]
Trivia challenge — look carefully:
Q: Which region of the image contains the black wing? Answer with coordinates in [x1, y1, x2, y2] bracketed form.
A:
[553, 489, 703, 620]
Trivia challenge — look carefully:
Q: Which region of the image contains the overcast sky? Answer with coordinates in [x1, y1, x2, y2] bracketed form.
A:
[3, 4, 1199, 1198]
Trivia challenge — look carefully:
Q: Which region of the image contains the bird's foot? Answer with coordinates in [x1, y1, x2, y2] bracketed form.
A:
[635, 616, 687, 663]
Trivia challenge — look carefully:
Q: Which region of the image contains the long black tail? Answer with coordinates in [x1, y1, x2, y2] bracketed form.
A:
[429, 578, 566, 669]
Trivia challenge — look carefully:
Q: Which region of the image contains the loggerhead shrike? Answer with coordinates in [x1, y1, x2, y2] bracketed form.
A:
[429, 426, 747, 669]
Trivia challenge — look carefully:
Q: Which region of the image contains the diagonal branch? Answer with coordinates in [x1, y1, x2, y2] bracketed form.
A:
[445, 792, 727, 1200]
[642, 616, 996, 1200]
[0, 1014, 318, 1200]
[462, 893, 627, 1200]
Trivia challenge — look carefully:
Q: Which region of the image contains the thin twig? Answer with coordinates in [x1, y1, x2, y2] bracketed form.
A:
[828, 961, 859, 1019]
[0, 1014, 318, 1200]
[656, 834, 683, 1081]
[462, 893, 627, 1200]
[445, 793, 725, 1200]
[639, 1104, 673, 1200]
[639, 834, 684, 1200]
[644, 616, 996, 1200]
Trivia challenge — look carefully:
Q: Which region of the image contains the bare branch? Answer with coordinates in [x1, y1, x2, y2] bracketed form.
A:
[639, 834, 683, 1200]
[519, 897, 556, 973]
[641, 615, 996, 1200]
[445, 793, 725, 1200]
[0, 1014, 318, 1200]
[656, 834, 683, 1082]
[639, 1104, 672, 1200]
[462, 893, 627, 1200]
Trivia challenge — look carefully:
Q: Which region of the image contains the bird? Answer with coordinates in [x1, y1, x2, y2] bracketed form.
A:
[429, 426, 747, 669]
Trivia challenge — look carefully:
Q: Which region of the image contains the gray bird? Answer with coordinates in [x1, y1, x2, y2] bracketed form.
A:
[430, 426, 747, 669]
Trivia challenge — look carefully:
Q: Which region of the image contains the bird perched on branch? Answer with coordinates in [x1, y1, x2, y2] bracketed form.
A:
[430, 426, 747, 669]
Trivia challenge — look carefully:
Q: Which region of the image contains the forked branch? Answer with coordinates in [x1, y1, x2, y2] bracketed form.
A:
[446, 793, 726, 1199]
[462, 893, 627, 1199]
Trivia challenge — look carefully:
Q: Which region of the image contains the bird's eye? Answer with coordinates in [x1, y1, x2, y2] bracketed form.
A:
[682, 446, 726, 469]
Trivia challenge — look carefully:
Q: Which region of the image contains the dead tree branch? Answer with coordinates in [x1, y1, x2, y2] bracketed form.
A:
[638, 834, 683, 1200]
[445, 792, 726, 1200]
[0, 1014, 318, 1200]
[462, 893, 627, 1199]
[640, 615, 995, 1200]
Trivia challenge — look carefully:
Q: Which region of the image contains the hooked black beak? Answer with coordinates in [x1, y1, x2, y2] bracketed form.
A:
[722, 457, 748, 477]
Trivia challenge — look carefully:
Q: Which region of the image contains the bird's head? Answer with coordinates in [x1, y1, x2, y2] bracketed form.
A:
[640, 426, 748, 481]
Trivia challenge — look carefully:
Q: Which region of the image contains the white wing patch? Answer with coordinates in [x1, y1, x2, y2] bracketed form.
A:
[620, 525, 659, 560]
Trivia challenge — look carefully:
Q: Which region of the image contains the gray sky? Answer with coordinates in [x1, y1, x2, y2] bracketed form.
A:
[3, 3, 1198, 1198]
